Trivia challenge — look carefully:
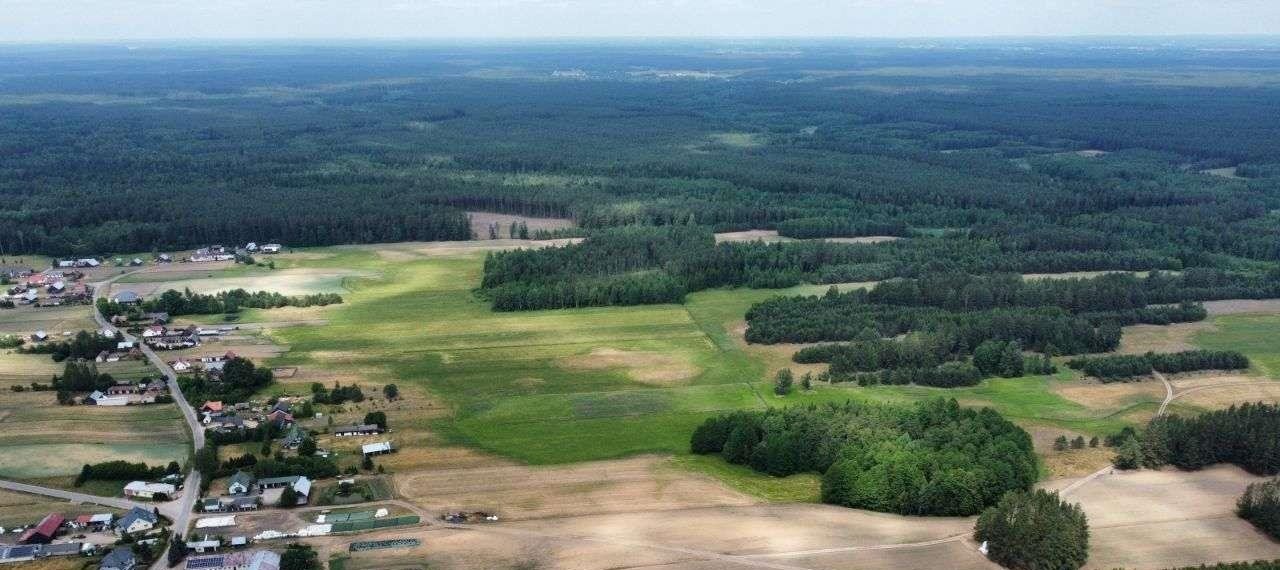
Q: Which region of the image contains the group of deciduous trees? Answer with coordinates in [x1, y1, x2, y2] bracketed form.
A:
[691, 399, 1037, 516]
[97, 288, 342, 319]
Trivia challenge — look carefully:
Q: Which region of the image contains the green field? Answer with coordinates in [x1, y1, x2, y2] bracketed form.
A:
[1195, 315, 1280, 379]
[0, 351, 189, 480]
[259, 247, 1178, 466]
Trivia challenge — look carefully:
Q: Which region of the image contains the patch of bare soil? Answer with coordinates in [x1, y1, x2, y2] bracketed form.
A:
[728, 321, 827, 378]
[1054, 379, 1165, 410]
[466, 211, 575, 239]
[1116, 321, 1217, 354]
[1063, 465, 1280, 569]
[558, 348, 700, 386]
[1203, 299, 1280, 315]
[396, 455, 757, 521]
[713, 229, 791, 243]
[1167, 374, 1280, 409]
[823, 236, 902, 244]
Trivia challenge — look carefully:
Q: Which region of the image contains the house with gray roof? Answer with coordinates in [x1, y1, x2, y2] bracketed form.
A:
[100, 547, 138, 570]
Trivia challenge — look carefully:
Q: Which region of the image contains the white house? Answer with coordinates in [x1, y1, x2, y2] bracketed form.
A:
[142, 326, 165, 338]
[123, 481, 176, 499]
[171, 359, 193, 373]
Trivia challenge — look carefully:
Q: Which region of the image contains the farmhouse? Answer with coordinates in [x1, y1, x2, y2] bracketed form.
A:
[115, 507, 158, 535]
[333, 424, 381, 437]
[228, 471, 255, 495]
[99, 547, 138, 570]
[362, 441, 394, 456]
[16, 513, 62, 544]
[88, 390, 129, 407]
[185, 550, 281, 570]
[256, 475, 311, 504]
[113, 291, 142, 305]
[123, 481, 176, 500]
[172, 359, 193, 372]
[142, 325, 166, 338]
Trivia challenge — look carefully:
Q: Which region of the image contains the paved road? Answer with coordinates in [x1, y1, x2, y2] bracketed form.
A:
[91, 271, 205, 566]
[0, 480, 147, 512]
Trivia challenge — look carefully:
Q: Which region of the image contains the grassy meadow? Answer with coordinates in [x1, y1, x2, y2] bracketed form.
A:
[249, 245, 1206, 469]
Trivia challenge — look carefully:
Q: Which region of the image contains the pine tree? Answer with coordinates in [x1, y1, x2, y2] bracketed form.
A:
[1053, 435, 1069, 452]
[773, 369, 794, 396]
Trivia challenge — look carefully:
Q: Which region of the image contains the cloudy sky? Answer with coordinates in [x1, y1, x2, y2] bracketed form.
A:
[2, 0, 1277, 41]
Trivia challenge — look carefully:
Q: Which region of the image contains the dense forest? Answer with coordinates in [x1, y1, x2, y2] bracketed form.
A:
[1125, 403, 1280, 475]
[726, 271, 1269, 387]
[690, 398, 1037, 516]
[1, 43, 1278, 289]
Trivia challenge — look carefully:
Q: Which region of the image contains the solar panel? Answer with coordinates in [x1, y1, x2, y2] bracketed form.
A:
[185, 555, 226, 569]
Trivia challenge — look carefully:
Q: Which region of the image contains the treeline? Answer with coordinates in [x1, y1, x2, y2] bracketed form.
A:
[1132, 403, 1280, 475]
[479, 224, 1221, 311]
[1065, 350, 1249, 382]
[98, 288, 342, 318]
[750, 299, 1121, 354]
[21, 330, 121, 362]
[75, 460, 180, 487]
[690, 399, 1036, 516]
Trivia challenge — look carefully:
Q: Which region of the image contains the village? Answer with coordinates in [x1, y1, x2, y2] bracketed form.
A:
[0, 243, 411, 570]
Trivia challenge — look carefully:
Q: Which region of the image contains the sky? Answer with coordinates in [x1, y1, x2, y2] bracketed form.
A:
[2, 0, 1279, 42]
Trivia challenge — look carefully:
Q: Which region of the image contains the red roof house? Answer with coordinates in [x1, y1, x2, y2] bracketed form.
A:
[18, 513, 63, 544]
[201, 401, 224, 413]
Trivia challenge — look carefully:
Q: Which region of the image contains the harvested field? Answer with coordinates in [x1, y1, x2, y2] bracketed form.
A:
[0, 352, 187, 479]
[558, 348, 700, 386]
[713, 230, 791, 243]
[503, 503, 975, 559]
[823, 236, 901, 244]
[0, 442, 189, 479]
[466, 211, 575, 239]
[0, 304, 97, 335]
[1203, 299, 1280, 315]
[1117, 321, 1216, 354]
[1053, 379, 1165, 410]
[395, 455, 757, 521]
[1203, 166, 1243, 179]
[1064, 465, 1280, 569]
[712, 230, 899, 245]
[1167, 374, 1280, 409]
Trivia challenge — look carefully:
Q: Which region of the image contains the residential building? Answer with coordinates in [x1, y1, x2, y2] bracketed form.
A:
[112, 291, 141, 305]
[99, 547, 138, 570]
[115, 507, 158, 535]
[256, 476, 310, 504]
[228, 471, 255, 496]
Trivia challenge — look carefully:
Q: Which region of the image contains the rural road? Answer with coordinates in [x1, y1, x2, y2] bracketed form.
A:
[1063, 370, 1176, 498]
[91, 269, 206, 567]
[0, 480, 147, 512]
